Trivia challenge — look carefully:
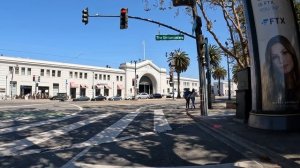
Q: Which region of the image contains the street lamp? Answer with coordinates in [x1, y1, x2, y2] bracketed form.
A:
[10, 65, 18, 100]
[131, 60, 138, 99]
[225, 42, 231, 100]
[92, 72, 95, 99]
[5, 75, 8, 100]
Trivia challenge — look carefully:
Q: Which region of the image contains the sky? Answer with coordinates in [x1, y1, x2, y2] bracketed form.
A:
[0, 0, 229, 79]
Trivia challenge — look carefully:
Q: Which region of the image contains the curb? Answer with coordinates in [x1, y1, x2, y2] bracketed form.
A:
[186, 111, 299, 168]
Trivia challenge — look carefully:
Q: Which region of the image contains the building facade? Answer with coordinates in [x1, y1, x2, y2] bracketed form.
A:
[0, 56, 199, 99]
[213, 81, 237, 97]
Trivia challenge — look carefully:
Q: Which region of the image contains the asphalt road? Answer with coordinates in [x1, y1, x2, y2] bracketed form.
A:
[0, 99, 262, 168]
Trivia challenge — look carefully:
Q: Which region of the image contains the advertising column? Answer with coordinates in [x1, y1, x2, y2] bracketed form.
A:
[245, 0, 300, 130]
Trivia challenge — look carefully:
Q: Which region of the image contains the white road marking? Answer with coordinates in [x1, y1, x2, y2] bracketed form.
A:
[0, 103, 52, 109]
[61, 110, 141, 168]
[0, 113, 111, 156]
[0, 113, 79, 135]
[70, 160, 264, 168]
[70, 104, 83, 111]
[16, 132, 155, 156]
[154, 109, 172, 133]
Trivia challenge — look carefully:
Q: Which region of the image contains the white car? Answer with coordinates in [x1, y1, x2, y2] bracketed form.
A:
[166, 92, 178, 98]
[136, 93, 150, 99]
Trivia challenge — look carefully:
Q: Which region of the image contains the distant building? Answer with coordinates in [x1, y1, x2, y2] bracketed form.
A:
[0, 56, 199, 99]
[213, 81, 237, 97]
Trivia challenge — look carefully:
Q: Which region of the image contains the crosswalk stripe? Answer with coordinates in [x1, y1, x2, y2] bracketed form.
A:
[0, 113, 112, 156]
[61, 111, 140, 168]
[71, 160, 264, 168]
[0, 112, 79, 135]
[154, 109, 172, 133]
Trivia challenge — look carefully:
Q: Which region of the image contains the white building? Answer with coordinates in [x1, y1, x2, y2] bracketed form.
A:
[213, 81, 237, 97]
[0, 56, 199, 99]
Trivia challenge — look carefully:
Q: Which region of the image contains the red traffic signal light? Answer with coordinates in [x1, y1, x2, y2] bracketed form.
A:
[120, 8, 128, 29]
[82, 8, 89, 25]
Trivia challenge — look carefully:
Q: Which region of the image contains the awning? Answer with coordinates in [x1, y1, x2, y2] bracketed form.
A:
[104, 85, 111, 89]
[95, 84, 104, 89]
[117, 84, 124, 90]
[70, 82, 79, 88]
[80, 84, 88, 88]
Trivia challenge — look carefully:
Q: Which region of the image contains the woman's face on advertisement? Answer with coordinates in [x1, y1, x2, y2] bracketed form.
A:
[271, 42, 294, 74]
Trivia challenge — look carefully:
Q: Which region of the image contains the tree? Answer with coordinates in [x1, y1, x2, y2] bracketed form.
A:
[208, 44, 222, 69]
[144, 0, 249, 84]
[167, 49, 190, 98]
[212, 66, 227, 96]
[197, 0, 249, 69]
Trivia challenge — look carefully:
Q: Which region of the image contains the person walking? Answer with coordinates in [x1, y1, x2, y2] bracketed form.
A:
[184, 90, 191, 109]
[190, 89, 197, 109]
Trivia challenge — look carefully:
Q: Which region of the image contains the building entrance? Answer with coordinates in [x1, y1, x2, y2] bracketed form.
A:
[138, 76, 153, 94]
[20, 85, 32, 97]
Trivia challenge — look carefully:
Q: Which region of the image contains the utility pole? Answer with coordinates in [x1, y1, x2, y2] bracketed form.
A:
[225, 42, 231, 100]
[191, 3, 207, 116]
[205, 37, 212, 109]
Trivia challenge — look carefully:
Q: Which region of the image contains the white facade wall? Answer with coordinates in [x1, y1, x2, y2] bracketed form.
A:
[167, 76, 199, 96]
[213, 81, 237, 96]
[0, 56, 199, 99]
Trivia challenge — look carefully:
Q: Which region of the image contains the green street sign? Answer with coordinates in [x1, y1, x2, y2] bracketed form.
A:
[155, 35, 184, 41]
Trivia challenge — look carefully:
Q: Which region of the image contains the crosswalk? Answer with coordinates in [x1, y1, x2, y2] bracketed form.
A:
[0, 107, 172, 158]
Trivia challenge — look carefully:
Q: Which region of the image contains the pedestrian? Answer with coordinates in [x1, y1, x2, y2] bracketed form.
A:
[190, 89, 196, 109]
[184, 90, 191, 109]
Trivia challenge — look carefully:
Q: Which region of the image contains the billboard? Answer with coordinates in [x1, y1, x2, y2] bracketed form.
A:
[251, 0, 300, 112]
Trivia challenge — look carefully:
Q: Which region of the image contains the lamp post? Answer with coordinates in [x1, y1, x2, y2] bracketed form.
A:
[170, 57, 175, 100]
[5, 75, 7, 100]
[131, 60, 138, 99]
[10, 65, 18, 100]
[92, 72, 95, 99]
[225, 42, 231, 100]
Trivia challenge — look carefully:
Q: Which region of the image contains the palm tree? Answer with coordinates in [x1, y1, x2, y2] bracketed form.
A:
[167, 49, 190, 98]
[208, 44, 222, 70]
[212, 67, 227, 96]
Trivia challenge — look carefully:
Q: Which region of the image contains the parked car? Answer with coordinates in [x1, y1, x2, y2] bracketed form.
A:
[150, 93, 162, 99]
[108, 96, 122, 101]
[73, 96, 90, 101]
[136, 92, 150, 99]
[91, 95, 106, 101]
[166, 92, 178, 98]
[125, 95, 135, 100]
[50, 93, 68, 101]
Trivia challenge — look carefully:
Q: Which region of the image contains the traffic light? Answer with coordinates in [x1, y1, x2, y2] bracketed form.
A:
[120, 8, 128, 29]
[33, 75, 35, 82]
[38, 76, 40, 82]
[169, 72, 173, 83]
[82, 8, 89, 25]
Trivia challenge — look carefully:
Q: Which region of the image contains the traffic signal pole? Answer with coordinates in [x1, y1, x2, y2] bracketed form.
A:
[85, 9, 207, 115]
[191, 4, 207, 116]
[88, 15, 196, 39]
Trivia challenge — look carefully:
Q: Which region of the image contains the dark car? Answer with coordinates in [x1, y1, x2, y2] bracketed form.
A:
[91, 95, 106, 101]
[108, 96, 122, 101]
[150, 93, 162, 99]
[73, 96, 90, 101]
[50, 93, 68, 101]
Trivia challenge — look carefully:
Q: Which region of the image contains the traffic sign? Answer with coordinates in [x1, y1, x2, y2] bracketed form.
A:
[155, 35, 184, 40]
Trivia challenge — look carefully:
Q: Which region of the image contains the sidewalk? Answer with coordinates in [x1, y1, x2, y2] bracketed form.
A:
[186, 100, 300, 168]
